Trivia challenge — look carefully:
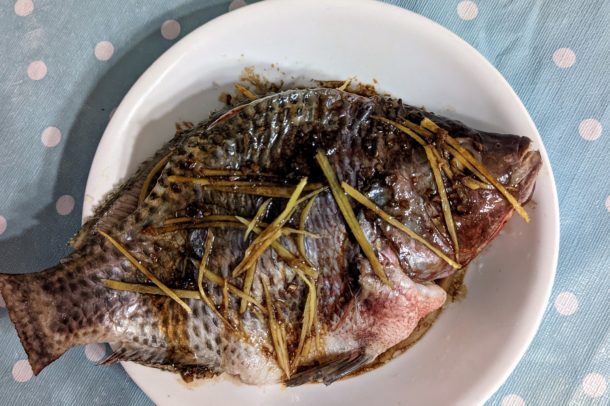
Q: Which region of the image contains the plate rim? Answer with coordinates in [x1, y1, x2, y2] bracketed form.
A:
[83, 0, 560, 404]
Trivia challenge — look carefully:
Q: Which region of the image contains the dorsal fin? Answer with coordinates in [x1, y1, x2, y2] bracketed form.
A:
[70, 127, 195, 249]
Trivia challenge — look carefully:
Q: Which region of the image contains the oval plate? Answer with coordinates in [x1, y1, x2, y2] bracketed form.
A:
[83, 0, 559, 404]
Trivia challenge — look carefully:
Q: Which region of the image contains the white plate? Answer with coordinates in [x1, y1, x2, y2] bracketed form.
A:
[83, 0, 559, 404]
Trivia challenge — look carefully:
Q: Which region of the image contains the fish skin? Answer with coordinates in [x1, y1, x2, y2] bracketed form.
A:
[0, 88, 541, 384]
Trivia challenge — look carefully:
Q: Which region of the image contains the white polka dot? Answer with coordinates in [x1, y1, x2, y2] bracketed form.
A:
[94, 41, 114, 61]
[56, 195, 75, 216]
[579, 118, 602, 141]
[161, 19, 181, 40]
[582, 373, 607, 398]
[27, 60, 47, 80]
[555, 291, 578, 315]
[41, 126, 61, 148]
[605, 195, 610, 212]
[85, 343, 106, 362]
[14, 0, 33, 16]
[0, 215, 6, 235]
[229, 0, 247, 11]
[552, 48, 576, 68]
[501, 394, 525, 406]
[0, 292, 5, 308]
[12, 360, 33, 382]
[457, 1, 478, 20]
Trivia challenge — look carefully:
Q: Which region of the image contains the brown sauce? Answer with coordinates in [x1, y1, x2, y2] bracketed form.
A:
[180, 366, 216, 383]
[227, 66, 387, 108]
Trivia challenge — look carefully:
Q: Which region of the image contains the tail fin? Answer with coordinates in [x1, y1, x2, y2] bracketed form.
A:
[0, 265, 103, 375]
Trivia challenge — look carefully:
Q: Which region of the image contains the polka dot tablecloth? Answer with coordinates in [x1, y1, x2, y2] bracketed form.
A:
[0, 0, 608, 405]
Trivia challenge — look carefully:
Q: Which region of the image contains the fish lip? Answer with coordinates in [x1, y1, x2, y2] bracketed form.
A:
[514, 144, 542, 204]
[516, 133, 532, 159]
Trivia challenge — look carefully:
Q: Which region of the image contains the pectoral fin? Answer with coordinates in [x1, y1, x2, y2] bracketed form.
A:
[100, 343, 168, 366]
[285, 349, 370, 386]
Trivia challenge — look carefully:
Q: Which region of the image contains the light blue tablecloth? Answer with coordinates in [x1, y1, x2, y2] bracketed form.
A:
[1, 1, 608, 404]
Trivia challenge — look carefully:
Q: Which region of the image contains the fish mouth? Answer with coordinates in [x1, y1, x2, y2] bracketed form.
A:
[512, 140, 542, 205]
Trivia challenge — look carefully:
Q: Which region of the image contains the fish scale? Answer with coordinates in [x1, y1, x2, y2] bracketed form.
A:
[0, 88, 541, 385]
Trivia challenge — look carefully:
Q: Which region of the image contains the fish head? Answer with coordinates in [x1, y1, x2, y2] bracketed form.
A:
[460, 129, 542, 203]
[359, 114, 542, 282]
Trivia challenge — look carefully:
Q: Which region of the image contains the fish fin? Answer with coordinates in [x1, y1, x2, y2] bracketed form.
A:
[0, 268, 79, 375]
[72, 180, 143, 248]
[103, 347, 216, 381]
[71, 130, 190, 249]
[72, 149, 163, 249]
[285, 349, 371, 386]
[0, 261, 114, 375]
[100, 343, 168, 366]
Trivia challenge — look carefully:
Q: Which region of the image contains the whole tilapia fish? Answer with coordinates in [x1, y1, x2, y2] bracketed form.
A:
[0, 88, 541, 385]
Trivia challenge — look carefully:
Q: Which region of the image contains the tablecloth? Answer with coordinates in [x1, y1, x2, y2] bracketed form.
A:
[0, 0, 608, 404]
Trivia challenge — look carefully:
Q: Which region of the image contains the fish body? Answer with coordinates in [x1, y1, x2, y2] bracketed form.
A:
[0, 88, 541, 385]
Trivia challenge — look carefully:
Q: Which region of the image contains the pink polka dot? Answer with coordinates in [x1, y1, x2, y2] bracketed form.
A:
[579, 118, 602, 141]
[229, 0, 247, 11]
[555, 291, 578, 315]
[85, 343, 106, 362]
[12, 360, 33, 382]
[95, 41, 114, 61]
[0, 215, 6, 235]
[14, 0, 34, 16]
[582, 373, 607, 398]
[501, 394, 525, 406]
[457, 1, 478, 20]
[27, 61, 47, 80]
[56, 195, 75, 216]
[553, 48, 576, 68]
[41, 126, 61, 147]
[161, 20, 181, 40]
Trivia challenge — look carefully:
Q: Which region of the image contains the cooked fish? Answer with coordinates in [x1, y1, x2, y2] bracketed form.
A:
[0, 88, 541, 385]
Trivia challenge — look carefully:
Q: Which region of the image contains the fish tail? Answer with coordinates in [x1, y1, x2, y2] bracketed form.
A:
[0, 264, 103, 375]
